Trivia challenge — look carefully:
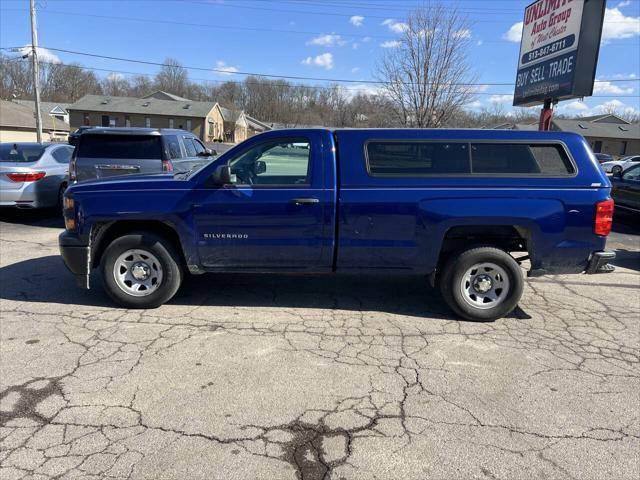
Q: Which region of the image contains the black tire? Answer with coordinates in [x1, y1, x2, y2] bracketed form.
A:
[57, 183, 67, 213]
[612, 165, 623, 175]
[439, 246, 523, 321]
[101, 232, 184, 309]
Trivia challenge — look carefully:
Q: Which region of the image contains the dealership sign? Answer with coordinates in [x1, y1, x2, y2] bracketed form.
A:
[513, 0, 606, 107]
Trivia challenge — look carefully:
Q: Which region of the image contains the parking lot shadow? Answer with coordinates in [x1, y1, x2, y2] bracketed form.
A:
[611, 249, 640, 272]
[0, 255, 530, 321]
[0, 209, 64, 229]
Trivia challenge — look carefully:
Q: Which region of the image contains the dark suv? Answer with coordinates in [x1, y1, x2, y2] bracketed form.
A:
[69, 127, 215, 182]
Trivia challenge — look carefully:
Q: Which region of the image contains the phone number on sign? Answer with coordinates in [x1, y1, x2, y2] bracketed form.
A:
[522, 35, 575, 65]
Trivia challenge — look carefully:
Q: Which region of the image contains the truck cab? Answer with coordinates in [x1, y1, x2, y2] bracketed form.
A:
[60, 128, 615, 321]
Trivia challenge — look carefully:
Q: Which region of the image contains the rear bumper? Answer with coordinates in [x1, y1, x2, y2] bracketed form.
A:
[59, 231, 91, 288]
[0, 179, 60, 208]
[585, 251, 616, 274]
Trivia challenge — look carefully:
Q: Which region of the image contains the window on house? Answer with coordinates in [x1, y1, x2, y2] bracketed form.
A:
[168, 118, 174, 128]
[208, 121, 214, 135]
[83, 113, 90, 126]
[125, 116, 131, 127]
[366, 142, 470, 175]
[186, 119, 192, 131]
[145, 117, 151, 128]
[620, 141, 628, 156]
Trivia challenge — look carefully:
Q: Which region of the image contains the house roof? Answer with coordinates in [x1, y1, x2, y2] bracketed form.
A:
[141, 91, 192, 101]
[0, 100, 70, 131]
[492, 122, 538, 131]
[244, 114, 271, 131]
[552, 118, 640, 140]
[571, 114, 630, 124]
[12, 99, 72, 115]
[217, 105, 241, 122]
[68, 94, 215, 118]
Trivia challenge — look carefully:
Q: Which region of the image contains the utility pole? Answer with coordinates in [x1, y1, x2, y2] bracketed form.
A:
[29, 0, 43, 143]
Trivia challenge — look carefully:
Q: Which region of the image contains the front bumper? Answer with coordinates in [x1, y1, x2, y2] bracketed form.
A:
[585, 250, 616, 274]
[59, 231, 91, 288]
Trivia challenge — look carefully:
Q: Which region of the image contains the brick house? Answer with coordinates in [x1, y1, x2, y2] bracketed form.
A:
[68, 92, 270, 144]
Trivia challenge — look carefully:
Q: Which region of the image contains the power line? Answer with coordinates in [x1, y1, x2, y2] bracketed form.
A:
[4, 55, 640, 98]
[0, 46, 465, 85]
[181, 0, 640, 23]
[3, 8, 637, 46]
[0, 8, 394, 41]
[2, 46, 638, 88]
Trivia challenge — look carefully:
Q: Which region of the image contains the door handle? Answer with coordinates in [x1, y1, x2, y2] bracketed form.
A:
[290, 197, 319, 206]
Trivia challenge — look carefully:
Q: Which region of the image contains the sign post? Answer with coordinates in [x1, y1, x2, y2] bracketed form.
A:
[512, 0, 607, 130]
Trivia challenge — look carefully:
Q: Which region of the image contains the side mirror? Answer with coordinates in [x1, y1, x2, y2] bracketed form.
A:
[209, 148, 217, 156]
[212, 164, 232, 185]
[198, 148, 213, 157]
[253, 160, 267, 175]
[613, 170, 623, 179]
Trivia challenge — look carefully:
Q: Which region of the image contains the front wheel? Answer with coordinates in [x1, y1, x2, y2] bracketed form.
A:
[439, 246, 524, 321]
[612, 165, 623, 175]
[101, 232, 184, 308]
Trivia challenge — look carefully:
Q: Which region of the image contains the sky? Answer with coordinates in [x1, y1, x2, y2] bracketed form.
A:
[0, 0, 639, 117]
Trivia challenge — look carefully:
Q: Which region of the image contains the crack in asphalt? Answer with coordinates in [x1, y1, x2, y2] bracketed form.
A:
[1, 227, 639, 479]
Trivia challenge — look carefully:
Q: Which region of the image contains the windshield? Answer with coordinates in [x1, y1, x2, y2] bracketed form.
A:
[0, 143, 46, 162]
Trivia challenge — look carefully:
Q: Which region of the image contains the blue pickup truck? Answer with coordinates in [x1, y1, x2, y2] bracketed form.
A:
[59, 128, 615, 321]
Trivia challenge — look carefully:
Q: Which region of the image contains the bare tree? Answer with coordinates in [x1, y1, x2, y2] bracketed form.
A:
[102, 72, 131, 96]
[377, 3, 477, 127]
[129, 75, 154, 97]
[0, 55, 33, 99]
[154, 58, 188, 96]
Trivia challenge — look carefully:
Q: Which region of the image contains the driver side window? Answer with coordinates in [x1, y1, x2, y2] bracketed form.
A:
[228, 137, 311, 186]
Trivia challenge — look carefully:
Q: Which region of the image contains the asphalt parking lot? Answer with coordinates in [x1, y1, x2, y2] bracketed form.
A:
[0, 210, 638, 480]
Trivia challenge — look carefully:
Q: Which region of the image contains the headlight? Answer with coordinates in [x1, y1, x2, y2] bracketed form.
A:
[63, 196, 76, 231]
[64, 217, 76, 231]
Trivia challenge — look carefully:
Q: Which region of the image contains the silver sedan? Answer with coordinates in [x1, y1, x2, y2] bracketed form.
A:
[0, 142, 74, 209]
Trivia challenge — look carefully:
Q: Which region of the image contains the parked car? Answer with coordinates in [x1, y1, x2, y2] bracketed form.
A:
[600, 155, 640, 175]
[611, 163, 640, 215]
[60, 129, 615, 321]
[68, 126, 93, 146]
[594, 153, 614, 164]
[69, 127, 215, 183]
[0, 142, 74, 209]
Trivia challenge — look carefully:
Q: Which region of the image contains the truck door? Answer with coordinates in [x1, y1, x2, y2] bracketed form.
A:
[191, 131, 335, 271]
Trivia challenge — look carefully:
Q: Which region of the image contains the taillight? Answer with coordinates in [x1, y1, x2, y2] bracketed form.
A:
[594, 198, 614, 236]
[69, 155, 77, 181]
[6, 172, 46, 182]
[162, 159, 173, 172]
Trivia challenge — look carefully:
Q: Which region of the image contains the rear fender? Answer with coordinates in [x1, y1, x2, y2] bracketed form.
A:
[419, 197, 562, 272]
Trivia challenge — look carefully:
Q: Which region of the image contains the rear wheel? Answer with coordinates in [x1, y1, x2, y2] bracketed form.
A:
[439, 246, 523, 321]
[101, 232, 183, 308]
[57, 183, 67, 212]
[612, 165, 623, 175]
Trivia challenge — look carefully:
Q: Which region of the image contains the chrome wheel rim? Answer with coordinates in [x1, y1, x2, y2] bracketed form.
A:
[459, 262, 510, 310]
[113, 249, 163, 297]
